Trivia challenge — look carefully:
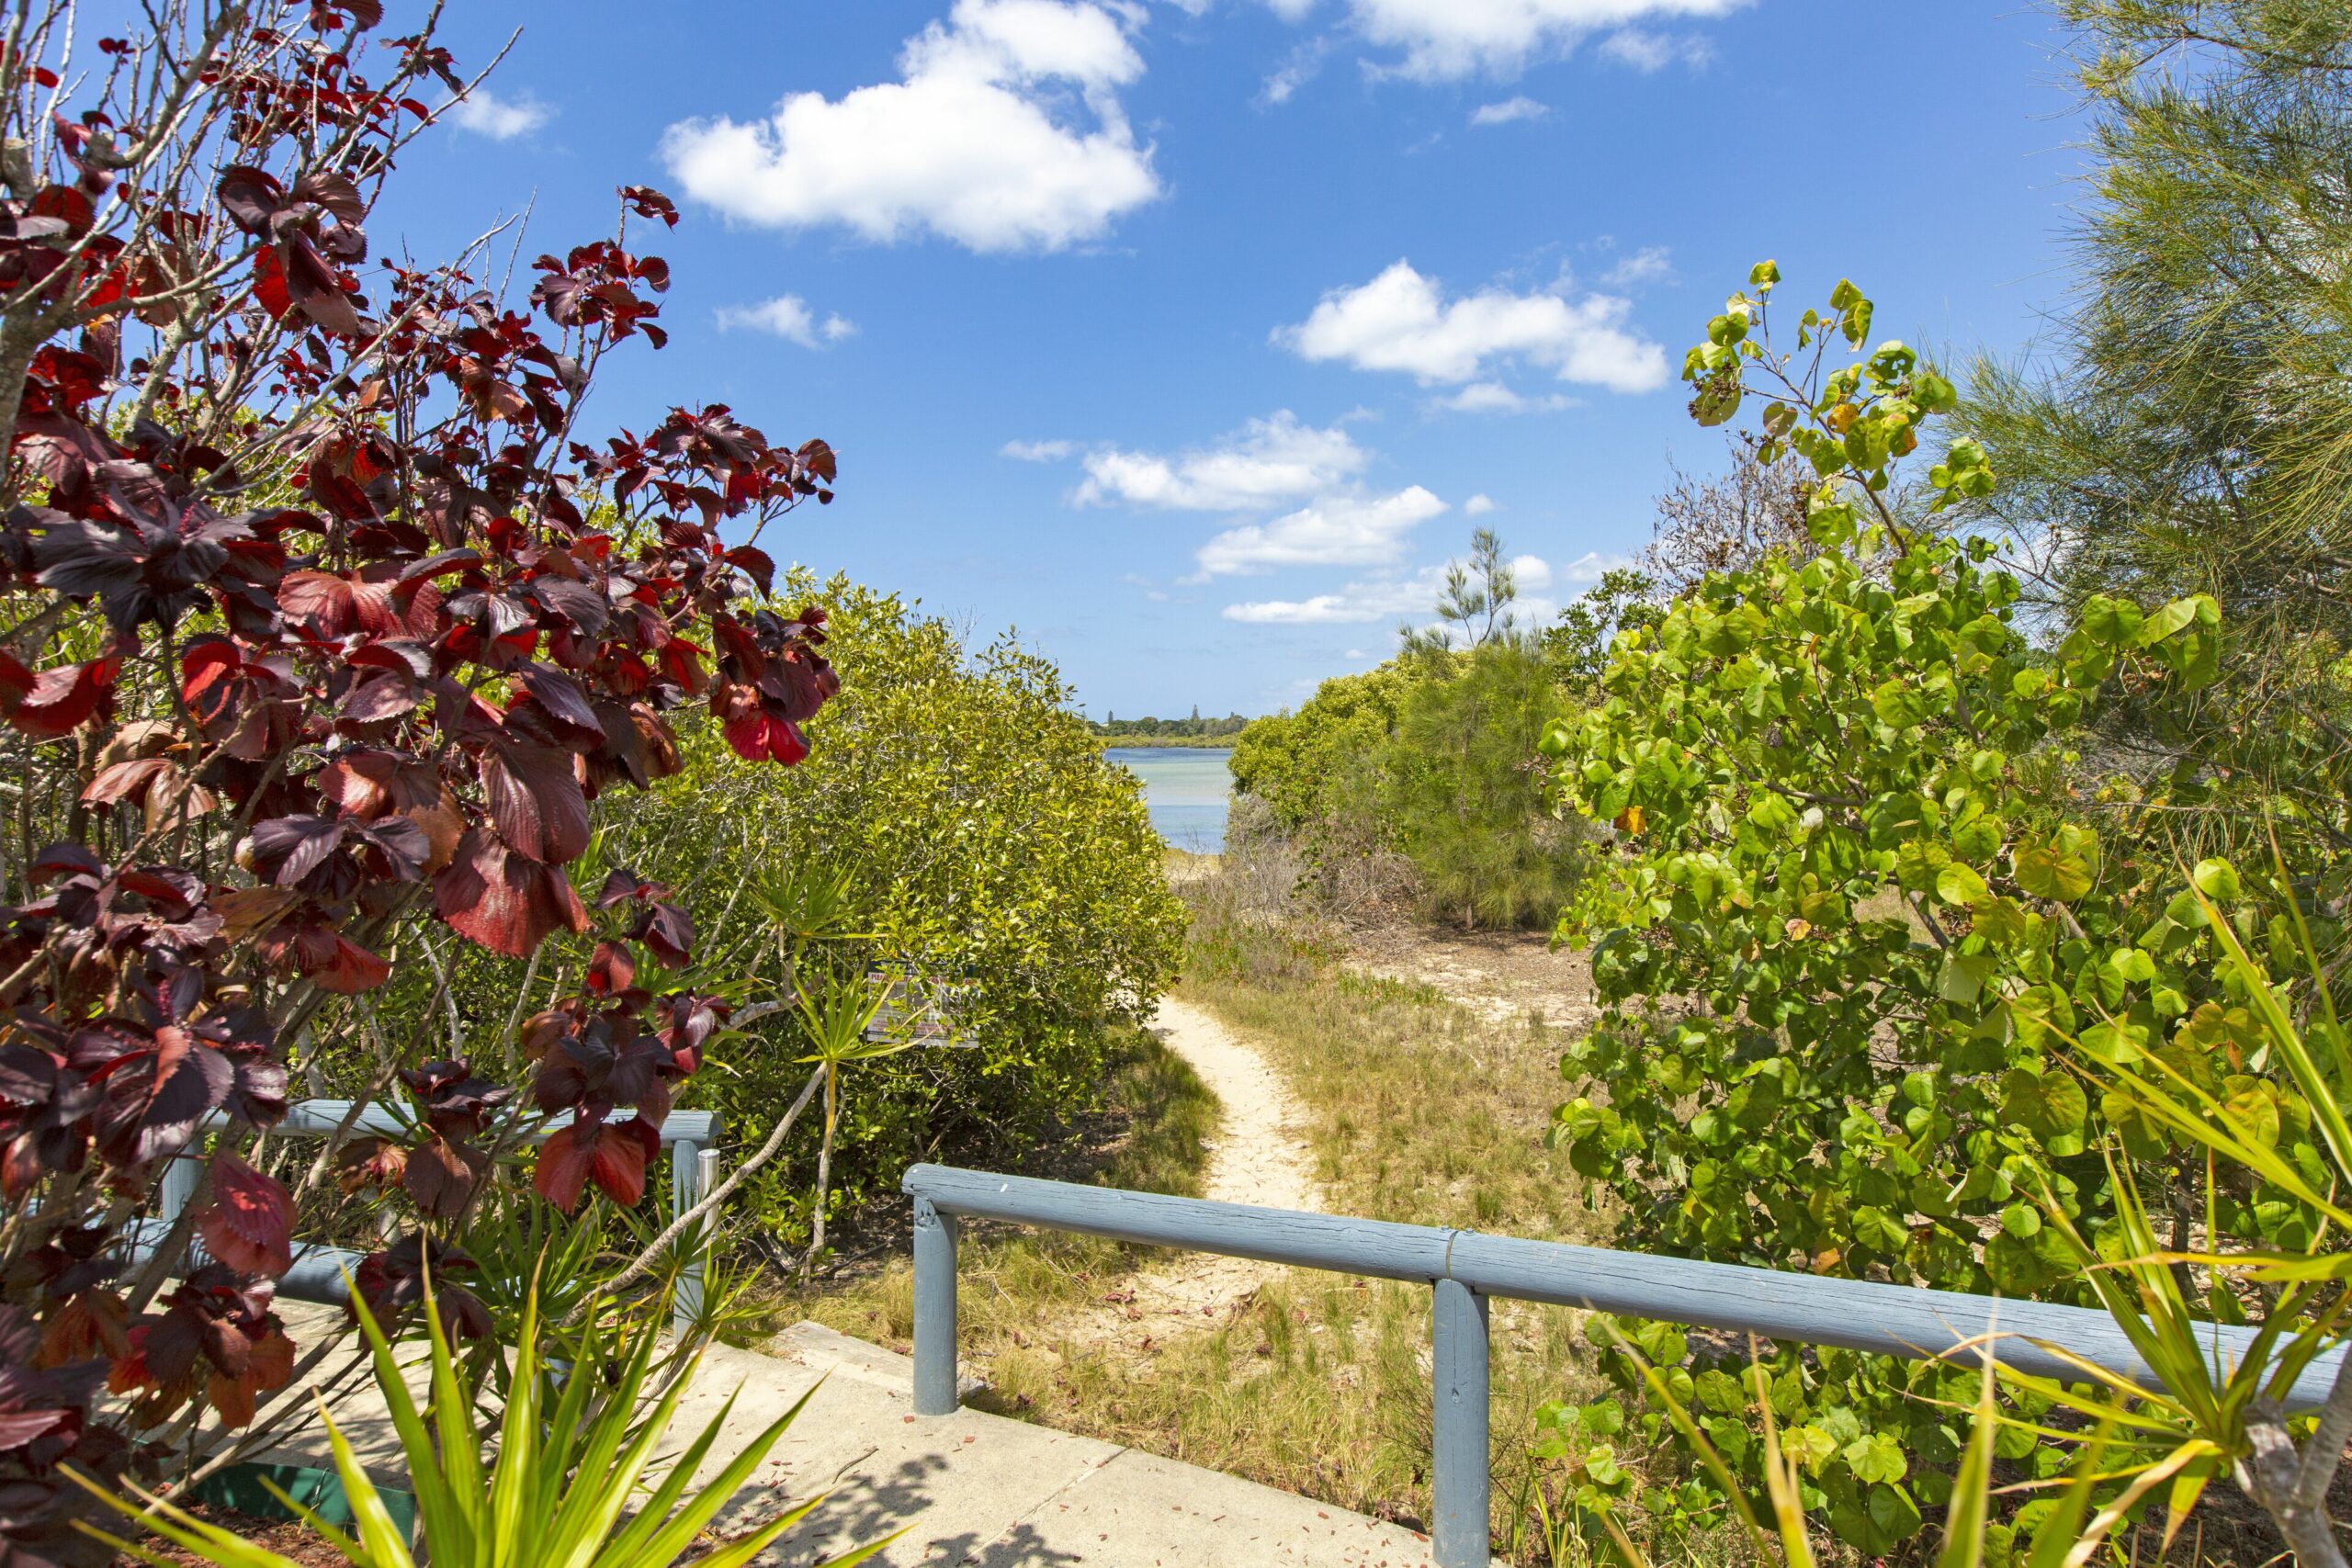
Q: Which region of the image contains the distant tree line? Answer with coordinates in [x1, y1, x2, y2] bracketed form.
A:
[1092, 708, 1250, 742]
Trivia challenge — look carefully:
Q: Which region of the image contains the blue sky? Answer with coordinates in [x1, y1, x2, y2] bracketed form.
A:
[388, 1, 2091, 718]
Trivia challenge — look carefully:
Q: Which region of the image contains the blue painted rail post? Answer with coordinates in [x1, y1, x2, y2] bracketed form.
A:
[912, 1194, 959, 1416]
[1431, 1277, 1490, 1568]
[898, 1163, 2352, 1567]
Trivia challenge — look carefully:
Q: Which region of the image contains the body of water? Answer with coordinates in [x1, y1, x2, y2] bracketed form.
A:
[1109, 747, 1233, 852]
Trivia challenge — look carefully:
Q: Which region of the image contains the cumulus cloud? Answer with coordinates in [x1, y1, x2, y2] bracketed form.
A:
[1598, 27, 1713, 70]
[1469, 95, 1547, 125]
[1224, 549, 1558, 624]
[714, 296, 856, 347]
[447, 88, 551, 141]
[660, 0, 1160, 254]
[1195, 486, 1447, 576]
[1346, 0, 1744, 78]
[1464, 492, 1497, 516]
[1277, 259, 1668, 397]
[1001, 438, 1078, 461]
[1074, 412, 1368, 512]
[1068, 411, 1453, 578]
[1222, 579, 1432, 625]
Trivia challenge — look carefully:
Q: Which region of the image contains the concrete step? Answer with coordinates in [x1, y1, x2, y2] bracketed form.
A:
[700, 1324, 1456, 1566]
[242, 1310, 1465, 1566]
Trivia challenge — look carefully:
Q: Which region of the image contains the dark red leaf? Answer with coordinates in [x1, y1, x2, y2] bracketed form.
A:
[196, 1155, 294, 1277]
[478, 741, 589, 863]
[586, 940, 634, 997]
[434, 829, 590, 957]
[533, 1122, 595, 1212]
[6, 657, 119, 739]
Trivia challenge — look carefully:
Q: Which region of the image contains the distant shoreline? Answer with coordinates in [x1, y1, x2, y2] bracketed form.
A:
[1097, 736, 1238, 750]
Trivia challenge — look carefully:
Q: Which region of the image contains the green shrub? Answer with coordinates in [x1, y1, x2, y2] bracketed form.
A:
[1228, 644, 1582, 930]
[1228, 665, 1408, 847]
[602, 573, 1186, 1249]
[1538, 265, 2347, 1554]
[1383, 644, 1589, 930]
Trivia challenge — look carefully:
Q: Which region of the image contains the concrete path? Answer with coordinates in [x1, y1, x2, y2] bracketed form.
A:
[714, 1324, 1450, 1566]
[253, 1311, 1457, 1568]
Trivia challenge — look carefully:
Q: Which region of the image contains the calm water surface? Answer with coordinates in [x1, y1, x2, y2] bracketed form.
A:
[1108, 747, 1232, 852]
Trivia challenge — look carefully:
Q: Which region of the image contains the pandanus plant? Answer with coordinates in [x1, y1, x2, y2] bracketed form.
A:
[73, 1281, 902, 1568]
[2015, 851, 2352, 1565]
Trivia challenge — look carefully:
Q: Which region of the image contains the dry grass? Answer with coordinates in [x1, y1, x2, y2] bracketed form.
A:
[1170, 891, 1626, 1554]
[768, 1025, 1221, 1345]
[770, 885, 1615, 1553]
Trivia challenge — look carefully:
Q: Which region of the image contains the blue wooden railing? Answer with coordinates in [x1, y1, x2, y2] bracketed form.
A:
[901, 1163, 2347, 1568]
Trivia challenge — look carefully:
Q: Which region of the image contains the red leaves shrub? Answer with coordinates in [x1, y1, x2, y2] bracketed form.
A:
[196, 1156, 297, 1278]
[0, 6, 835, 1562]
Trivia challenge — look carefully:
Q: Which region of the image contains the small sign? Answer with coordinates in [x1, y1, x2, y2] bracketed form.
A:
[865, 961, 980, 1048]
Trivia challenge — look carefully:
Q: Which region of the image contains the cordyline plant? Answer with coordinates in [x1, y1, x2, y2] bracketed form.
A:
[0, 4, 839, 1563]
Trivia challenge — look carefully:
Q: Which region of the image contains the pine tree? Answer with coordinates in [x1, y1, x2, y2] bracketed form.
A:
[1965, 2, 2352, 635]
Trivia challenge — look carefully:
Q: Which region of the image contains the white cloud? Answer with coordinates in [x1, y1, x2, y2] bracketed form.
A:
[1597, 27, 1713, 70]
[1469, 96, 1547, 125]
[1277, 259, 1668, 395]
[1464, 492, 1496, 516]
[1346, 0, 1743, 78]
[1196, 486, 1446, 575]
[1260, 36, 1334, 103]
[1601, 243, 1675, 286]
[1121, 570, 1173, 602]
[1075, 412, 1367, 512]
[1002, 438, 1078, 461]
[447, 88, 551, 141]
[660, 0, 1159, 254]
[1224, 582, 1426, 625]
[1558, 548, 1636, 584]
[1439, 381, 1574, 414]
[714, 296, 856, 348]
[1224, 549, 1556, 624]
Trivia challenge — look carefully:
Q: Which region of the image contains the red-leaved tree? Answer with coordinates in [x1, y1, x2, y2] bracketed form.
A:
[0, 5, 837, 1561]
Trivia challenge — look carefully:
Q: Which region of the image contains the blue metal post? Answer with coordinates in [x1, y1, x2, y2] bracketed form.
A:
[1431, 1277, 1490, 1568]
[912, 1195, 959, 1415]
[673, 1145, 718, 1332]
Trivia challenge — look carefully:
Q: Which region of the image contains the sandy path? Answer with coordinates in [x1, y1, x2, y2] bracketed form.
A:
[1056, 997, 1318, 1351]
